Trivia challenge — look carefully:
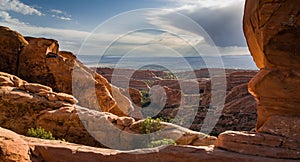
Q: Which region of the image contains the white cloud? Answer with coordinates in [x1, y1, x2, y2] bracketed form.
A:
[147, 0, 248, 51]
[146, 10, 205, 46]
[51, 9, 63, 14]
[0, 15, 89, 53]
[56, 16, 72, 21]
[50, 8, 72, 21]
[0, 11, 25, 25]
[163, 0, 243, 8]
[218, 46, 250, 55]
[0, 0, 42, 16]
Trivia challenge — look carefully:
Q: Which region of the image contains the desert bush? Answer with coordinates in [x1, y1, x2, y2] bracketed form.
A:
[140, 90, 151, 107]
[27, 127, 55, 140]
[140, 117, 162, 134]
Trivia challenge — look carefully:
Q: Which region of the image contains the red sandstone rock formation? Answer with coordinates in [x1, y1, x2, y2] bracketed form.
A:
[244, 0, 300, 130]
[0, 128, 31, 162]
[0, 26, 134, 117]
[0, 71, 215, 149]
[0, 26, 28, 75]
[0, 127, 293, 161]
[215, 0, 300, 159]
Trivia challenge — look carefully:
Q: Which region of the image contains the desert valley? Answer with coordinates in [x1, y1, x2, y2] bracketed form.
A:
[0, 0, 300, 161]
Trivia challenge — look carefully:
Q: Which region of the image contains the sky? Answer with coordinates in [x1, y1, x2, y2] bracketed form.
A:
[0, 0, 250, 57]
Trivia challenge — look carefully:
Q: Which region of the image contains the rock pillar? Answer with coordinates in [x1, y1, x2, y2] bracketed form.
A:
[243, 0, 300, 130]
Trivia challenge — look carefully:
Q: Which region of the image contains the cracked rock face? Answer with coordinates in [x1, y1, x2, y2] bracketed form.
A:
[244, 0, 300, 129]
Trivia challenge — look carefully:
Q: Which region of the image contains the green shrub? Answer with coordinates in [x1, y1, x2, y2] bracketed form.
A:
[140, 90, 151, 108]
[140, 117, 162, 134]
[148, 138, 176, 148]
[27, 127, 55, 140]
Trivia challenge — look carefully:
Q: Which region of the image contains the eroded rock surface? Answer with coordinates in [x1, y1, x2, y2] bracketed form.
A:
[98, 67, 258, 135]
[0, 127, 31, 162]
[0, 127, 295, 162]
[216, 131, 300, 159]
[0, 26, 28, 75]
[0, 26, 134, 117]
[244, 0, 300, 129]
[212, 0, 300, 160]
[0, 71, 215, 149]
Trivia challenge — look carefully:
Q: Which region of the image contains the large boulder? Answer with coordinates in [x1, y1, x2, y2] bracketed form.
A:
[18, 37, 59, 88]
[249, 69, 300, 128]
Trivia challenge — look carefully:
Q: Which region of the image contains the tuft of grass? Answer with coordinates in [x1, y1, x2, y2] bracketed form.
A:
[27, 127, 55, 140]
[148, 138, 176, 148]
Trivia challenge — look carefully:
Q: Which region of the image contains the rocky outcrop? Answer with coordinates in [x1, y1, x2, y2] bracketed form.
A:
[0, 72, 77, 135]
[0, 26, 135, 117]
[99, 67, 258, 135]
[0, 127, 295, 162]
[216, 130, 300, 159]
[211, 83, 257, 134]
[149, 86, 182, 108]
[18, 37, 59, 88]
[244, 0, 300, 129]
[249, 69, 300, 129]
[103, 74, 150, 91]
[243, 0, 300, 69]
[27, 139, 295, 162]
[150, 71, 257, 135]
[96, 67, 166, 81]
[126, 88, 142, 107]
[0, 71, 215, 149]
[211, 0, 300, 160]
[0, 26, 28, 75]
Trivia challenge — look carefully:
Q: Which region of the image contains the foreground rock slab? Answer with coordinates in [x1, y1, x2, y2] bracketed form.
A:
[0, 128, 30, 162]
[216, 131, 300, 159]
[0, 127, 295, 162]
